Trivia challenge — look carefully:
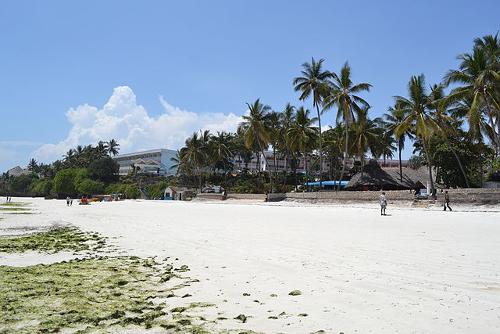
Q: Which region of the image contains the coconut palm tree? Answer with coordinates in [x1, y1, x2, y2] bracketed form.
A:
[384, 101, 413, 181]
[323, 62, 371, 190]
[394, 74, 440, 196]
[267, 110, 282, 189]
[350, 107, 380, 177]
[279, 103, 296, 174]
[428, 84, 470, 187]
[183, 132, 206, 191]
[293, 58, 331, 187]
[106, 139, 120, 156]
[445, 36, 500, 154]
[286, 107, 318, 191]
[323, 125, 344, 181]
[209, 131, 234, 182]
[238, 99, 272, 191]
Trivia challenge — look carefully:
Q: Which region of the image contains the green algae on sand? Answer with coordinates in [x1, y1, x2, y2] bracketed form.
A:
[0, 256, 210, 333]
[0, 227, 106, 253]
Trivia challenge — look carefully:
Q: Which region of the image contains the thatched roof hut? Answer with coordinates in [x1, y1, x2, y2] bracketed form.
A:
[346, 160, 431, 191]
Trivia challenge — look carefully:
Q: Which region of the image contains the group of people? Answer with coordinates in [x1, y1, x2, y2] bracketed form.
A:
[379, 190, 452, 216]
[4, 196, 12, 202]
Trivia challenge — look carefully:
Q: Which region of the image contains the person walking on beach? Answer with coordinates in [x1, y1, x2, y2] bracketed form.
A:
[379, 192, 387, 216]
[443, 190, 452, 211]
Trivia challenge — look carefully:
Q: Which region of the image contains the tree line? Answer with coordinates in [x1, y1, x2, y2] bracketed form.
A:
[175, 33, 499, 192]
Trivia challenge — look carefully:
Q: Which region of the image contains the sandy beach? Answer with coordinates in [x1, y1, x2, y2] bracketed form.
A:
[1, 198, 500, 333]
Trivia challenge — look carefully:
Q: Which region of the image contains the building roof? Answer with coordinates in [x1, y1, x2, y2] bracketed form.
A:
[131, 158, 162, 166]
[346, 160, 431, 190]
[114, 148, 174, 159]
[305, 180, 349, 187]
[165, 186, 196, 193]
[7, 166, 29, 177]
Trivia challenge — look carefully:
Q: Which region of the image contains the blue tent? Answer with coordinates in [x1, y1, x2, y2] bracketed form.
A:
[305, 180, 349, 188]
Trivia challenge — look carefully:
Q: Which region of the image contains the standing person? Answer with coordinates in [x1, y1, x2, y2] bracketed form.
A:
[70, 198, 73, 206]
[379, 192, 387, 216]
[443, 190, 452, 211]
[66, 196, 70, 207]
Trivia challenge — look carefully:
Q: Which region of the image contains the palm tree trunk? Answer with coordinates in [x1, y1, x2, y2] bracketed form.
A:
[422, 140, 435, 198]
[360, 155, 364, 179]
[304, 150, 308, 192]
[315, 104, 323, 189]
[273, 146, 278, 192]
[337, 123, 349, 192]
[398, 139, 403, 182]
[448, 143, 470, 188]
[293, 155, 298, 191]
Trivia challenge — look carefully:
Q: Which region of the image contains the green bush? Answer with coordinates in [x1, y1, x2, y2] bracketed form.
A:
[89, 157, 119, 183]
[76, 179, 104, 195]
[124, 184, 140, 199]
[31, 179, 53, 197]
[144, 181, 168, 199]
[53, 168, 89, 197]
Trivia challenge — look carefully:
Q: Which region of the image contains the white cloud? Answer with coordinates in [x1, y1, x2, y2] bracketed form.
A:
[33, 86, 242, 162]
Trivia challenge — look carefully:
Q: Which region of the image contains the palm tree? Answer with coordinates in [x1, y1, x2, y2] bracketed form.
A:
[385, 101, 413, 181]
[323, 125, 344, 181]
[267, 111, 282, 190]
[323, 62, 371, 190]
[238, 99, 272, 191]
[445, 35, 500, 154]
[286, 107, 318, 191]
[27, 158, 39, 173]
[183, 132, 206, 191]
[170, 149, 186, 176]
[350, 107, 380, 177]
[64, 149, 75, 161]
[278, 103, 296, 175]
[293, 58, 331, 187]
[209, 131, 234, 183]
[428, 84, 470, 187]
[106, 139, 120, 156]
[394, 74, 440, 196]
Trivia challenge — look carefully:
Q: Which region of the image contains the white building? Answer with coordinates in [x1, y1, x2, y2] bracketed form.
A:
[232, 152, 408, 174]
[113, 149, 177, 176]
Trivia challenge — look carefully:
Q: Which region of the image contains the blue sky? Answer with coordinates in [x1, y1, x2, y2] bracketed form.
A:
[0, 0, 499, 172]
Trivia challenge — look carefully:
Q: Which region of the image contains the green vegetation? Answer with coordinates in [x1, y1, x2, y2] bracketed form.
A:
[0, 256, 208, 333]
[0, 227, 106, 254]
[172, 33, 499, 193]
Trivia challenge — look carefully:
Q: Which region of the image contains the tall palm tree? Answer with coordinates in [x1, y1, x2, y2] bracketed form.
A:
[323, 62, 371, 190]
[286, 107, 318, 191]
[106, 139, 120, 156]
[64, 149, 75, 161]
[238, 99, 272, 191]
[323, 125, 344, 181]
[428, 84, 470, 187]
[350, 107, 380, 177]
[293, 58, 331, 187]
[385, 101, 413, 181]
[279, 103, 296, 174]
[445, 36, 500, 154]
[394, 74, 440, 196]
[209, 131, 234, 182]
[267, 110, 282, 188]
[183, 132, 206, 191]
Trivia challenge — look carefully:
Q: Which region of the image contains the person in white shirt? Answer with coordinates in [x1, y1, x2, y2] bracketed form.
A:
[379, 192, 387, 216]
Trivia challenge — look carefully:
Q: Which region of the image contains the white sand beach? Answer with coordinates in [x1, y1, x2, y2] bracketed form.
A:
[2, 198, 500, 333]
